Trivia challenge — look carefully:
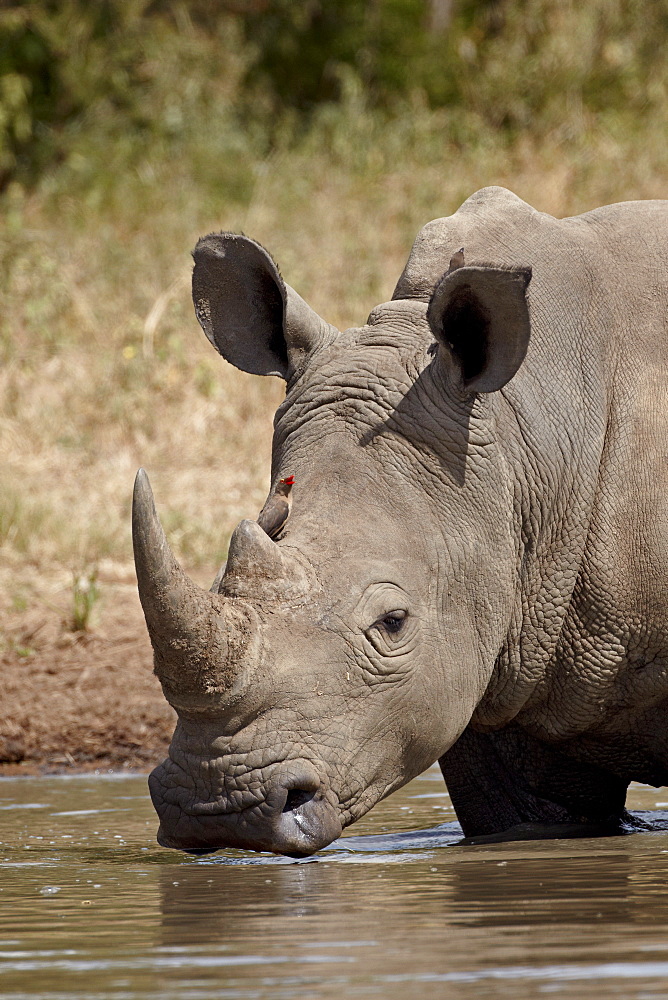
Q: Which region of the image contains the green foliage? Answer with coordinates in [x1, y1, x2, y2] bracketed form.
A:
[0, 8, 59, 183]
[0, 0, 253, 189]
[243, 0, 668, 135]
[238, 0, 459, 111]
[0, 2, 148, 183]
[1, 1, 667, 190]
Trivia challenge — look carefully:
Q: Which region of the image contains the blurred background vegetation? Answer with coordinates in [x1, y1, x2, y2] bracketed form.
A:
[2, 0, 666, 187]
[1, 0, 667, 584]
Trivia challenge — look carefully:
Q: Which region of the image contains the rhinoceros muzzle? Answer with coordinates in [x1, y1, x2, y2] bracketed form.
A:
[148, 757, 343, 857]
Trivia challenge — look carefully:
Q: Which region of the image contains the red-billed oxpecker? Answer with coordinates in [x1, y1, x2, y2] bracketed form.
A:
[257, 476, 294, 539]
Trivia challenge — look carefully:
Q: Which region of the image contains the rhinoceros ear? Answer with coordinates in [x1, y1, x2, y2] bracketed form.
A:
[192, 233, 336, 379]
[427, 263, 532, 393]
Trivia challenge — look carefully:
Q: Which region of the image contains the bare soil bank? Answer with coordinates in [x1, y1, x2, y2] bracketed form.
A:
[0, 565, 176, 775]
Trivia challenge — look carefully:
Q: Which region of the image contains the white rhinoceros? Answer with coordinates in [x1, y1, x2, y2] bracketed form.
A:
[133, 186, 668, 855]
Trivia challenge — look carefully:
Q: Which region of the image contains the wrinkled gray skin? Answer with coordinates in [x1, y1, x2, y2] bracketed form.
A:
[134, 186, 668, 857]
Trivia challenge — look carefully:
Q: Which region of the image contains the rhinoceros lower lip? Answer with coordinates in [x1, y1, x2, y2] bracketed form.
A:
[156, 800, 343, 856]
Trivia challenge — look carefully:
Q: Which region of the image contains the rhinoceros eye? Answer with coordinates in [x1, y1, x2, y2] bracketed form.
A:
[364, 607, 414, 661]
[376, 610, 407, 634]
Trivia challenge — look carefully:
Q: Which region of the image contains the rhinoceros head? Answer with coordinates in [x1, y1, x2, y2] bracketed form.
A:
[136, 232, 531, 856]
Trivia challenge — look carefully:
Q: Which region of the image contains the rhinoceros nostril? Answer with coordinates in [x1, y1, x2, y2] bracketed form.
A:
[283, 788, 316, 812]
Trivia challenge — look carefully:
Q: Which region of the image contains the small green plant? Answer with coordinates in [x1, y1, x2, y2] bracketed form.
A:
[13, 643, 34, 658]
[70, 567, 100, 633]
[0, 624, 39, 658]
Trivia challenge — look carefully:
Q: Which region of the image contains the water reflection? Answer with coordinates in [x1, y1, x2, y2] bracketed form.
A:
[2, 773, 668, 999]
[155, 835, 668, 998]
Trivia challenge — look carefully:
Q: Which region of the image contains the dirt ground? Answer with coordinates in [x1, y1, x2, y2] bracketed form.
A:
[0, 561, 176, 775]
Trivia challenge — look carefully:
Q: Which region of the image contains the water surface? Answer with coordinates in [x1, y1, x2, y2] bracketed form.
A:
[2, 768, 668, 998]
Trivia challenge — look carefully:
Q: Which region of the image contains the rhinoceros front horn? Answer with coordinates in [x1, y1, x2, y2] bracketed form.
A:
[132, 469, 255, 706]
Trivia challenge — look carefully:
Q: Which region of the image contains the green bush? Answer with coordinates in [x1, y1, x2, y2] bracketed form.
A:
[240, 0, 668, 130]
[0, 2, 151, 183]
[1, 0, 667, 190]
[0, 1, 252, 189]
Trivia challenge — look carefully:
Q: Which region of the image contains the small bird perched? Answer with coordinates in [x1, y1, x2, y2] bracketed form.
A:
[257, 476, 294, 539]
[448, 247, 465, 272]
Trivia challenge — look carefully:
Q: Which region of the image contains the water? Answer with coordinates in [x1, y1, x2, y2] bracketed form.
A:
[2, 769, 668, 999]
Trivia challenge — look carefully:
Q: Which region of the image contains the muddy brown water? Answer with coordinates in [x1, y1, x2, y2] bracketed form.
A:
[2, 769, 668, 999]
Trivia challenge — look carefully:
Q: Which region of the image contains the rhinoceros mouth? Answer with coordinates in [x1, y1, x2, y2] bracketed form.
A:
[154, 798, 343, 857]
[149, 755, 344, 856]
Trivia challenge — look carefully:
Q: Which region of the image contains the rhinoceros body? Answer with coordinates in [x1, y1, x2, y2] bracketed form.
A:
[134, 186, 668, 855]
